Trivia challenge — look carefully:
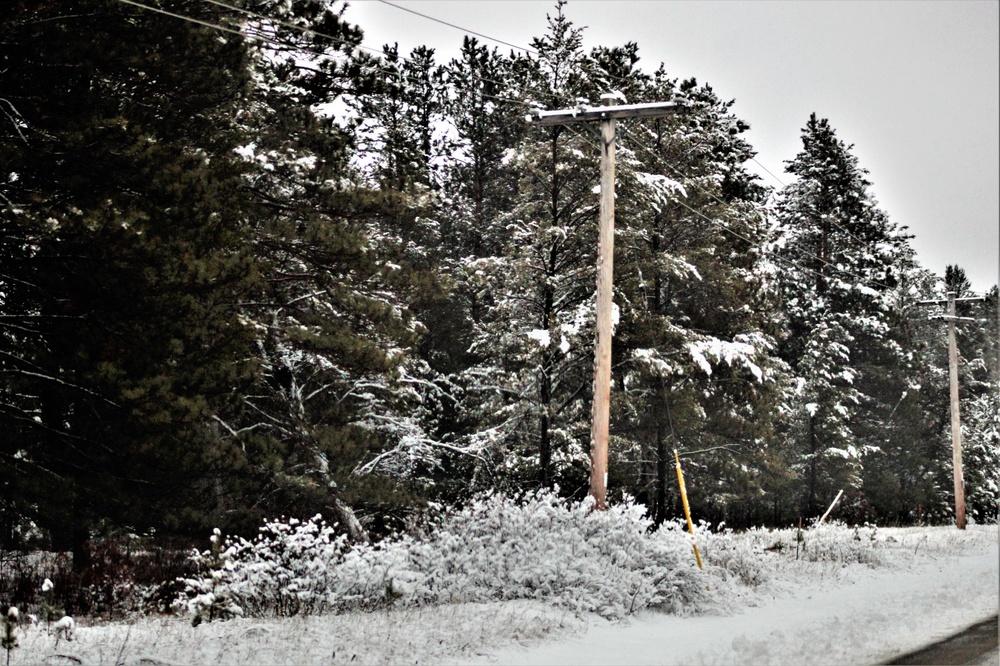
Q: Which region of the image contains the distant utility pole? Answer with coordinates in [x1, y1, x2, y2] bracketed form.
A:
[917, 291, 985, 529]
[527, 93, 686, 509]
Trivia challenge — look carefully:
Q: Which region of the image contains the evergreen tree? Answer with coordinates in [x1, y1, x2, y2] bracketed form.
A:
[774, 113, 914, 519]
[457, 3, 601, 492]
[962, 386, 1000, 523]
[213, 0, 452, 537]
[611, 72, 781, 526]
[935, 270, 998, 523]
[0, 0, 260, 556]
[440, 37, 524, 262]
[352, 43, 448, 193]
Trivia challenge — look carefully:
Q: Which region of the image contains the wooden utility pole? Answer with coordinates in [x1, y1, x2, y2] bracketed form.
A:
[917, 291, 985, 529]
[528, 93, 686, 509]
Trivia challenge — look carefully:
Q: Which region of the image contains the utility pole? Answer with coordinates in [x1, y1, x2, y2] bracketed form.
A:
[527, 93, 686, 509]
[917, 291, 985, 529]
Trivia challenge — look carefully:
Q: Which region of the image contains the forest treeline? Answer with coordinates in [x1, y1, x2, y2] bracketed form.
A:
[1, 0, 997, 561]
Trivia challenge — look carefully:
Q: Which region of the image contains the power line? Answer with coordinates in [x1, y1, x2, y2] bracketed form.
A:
[623, 130, 897, 293]
[376, 0, 539, 56]
[117, 0, 247, 38]
[116, 0, 538, 109]
[200, 0, 372, 50]
[751, 156, 786, 188]
[116, 0, 895, 296]
[563, 122, 894, 294]
[196, 0, 567, 106]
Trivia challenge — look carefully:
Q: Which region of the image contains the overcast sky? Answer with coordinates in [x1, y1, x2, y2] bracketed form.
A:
[345, 0, 999, 292]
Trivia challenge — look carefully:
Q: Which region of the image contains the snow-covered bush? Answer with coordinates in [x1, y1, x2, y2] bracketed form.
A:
[401, 492, 710, 618]
[175, 492, 710, 620]
[694, 525, 772, 588]
[176, 528, 257, 623]
[802, 522, 887, 566]
[701, 521, 887, 583]
[51, 615, 74, 643]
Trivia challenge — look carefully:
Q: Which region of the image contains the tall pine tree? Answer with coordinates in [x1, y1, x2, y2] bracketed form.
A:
[774, 113, 913, 519]
[0, 0, 260, 556]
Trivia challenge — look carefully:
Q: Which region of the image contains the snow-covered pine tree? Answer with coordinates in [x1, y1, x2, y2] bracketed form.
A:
[936, 270, 998, 523]
[963, 283, 1000, 522]
[457, 3, 602, 492]
[775, 113, 914, 519]
[217, 0, 457, 536]
[962, 387, 1000, 523]
[857, 263, 954, 524]
[440, 37, 525, 263]
[352, 43, 448, 193]
[611, 70, 781, 526]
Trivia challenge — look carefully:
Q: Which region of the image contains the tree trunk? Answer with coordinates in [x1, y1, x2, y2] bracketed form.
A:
[654, 422, 668, 525]
[807, 415, 819, 517]
[331, 498, 369, 544]
[539, 335, 554, 487]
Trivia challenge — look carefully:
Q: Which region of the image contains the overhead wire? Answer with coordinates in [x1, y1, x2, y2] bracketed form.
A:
[376, 0, 539, 56]
[195, 0, 583, 107]
[751, 157, 786, 188]
[623, 124, 896, 292]
[117, 0, 895, 295]
[117, 0, 248, 38]
[199, 0, 383, 53]
[563, 121, 894, 294]
[116, 0, 546, 108]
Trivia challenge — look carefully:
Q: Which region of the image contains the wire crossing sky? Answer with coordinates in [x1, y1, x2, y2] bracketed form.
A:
[348, 0, 1000, 292]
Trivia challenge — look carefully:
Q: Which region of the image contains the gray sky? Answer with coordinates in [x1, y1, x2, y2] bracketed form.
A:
[346, 0, 999, 292]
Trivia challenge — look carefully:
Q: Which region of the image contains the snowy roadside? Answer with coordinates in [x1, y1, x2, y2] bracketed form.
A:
[460, 527, 999, 666]
[9, 600, 587, 665]
[6, 525, 997, 665]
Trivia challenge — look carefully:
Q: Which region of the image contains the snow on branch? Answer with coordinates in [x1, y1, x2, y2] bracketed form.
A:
[634, 172, 687, 212]
[686, 334, 768, 383]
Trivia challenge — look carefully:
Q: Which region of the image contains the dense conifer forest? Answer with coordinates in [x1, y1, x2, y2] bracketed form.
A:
[1, 0, 997, 573]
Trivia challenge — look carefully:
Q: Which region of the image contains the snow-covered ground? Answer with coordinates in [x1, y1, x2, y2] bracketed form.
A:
[461, 531, 999, 666]
[6, 525, 997, 665]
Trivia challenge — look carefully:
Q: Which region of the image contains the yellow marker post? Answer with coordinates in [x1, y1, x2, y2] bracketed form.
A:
[674, 449, 703, 570]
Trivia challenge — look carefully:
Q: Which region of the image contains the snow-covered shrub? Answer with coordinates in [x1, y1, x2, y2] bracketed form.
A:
[793, 522, 887, 566]
[401, 491, 709, 618]
[694, 525, 772, 588]
[51, 615, 74, 643]
[707, 522, 887, 573]
[175, 492, 710, 620]
[176, 528, 250, 624]
[692, 520, 891, 593]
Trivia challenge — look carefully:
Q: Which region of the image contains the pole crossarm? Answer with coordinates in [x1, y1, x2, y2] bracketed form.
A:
[917, 295, 986, 306]
[526, 99, 687, 126]
[929, 315, 980, 324]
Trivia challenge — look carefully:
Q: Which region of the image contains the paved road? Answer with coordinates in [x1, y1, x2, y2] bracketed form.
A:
[885, 616, 998, 666]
